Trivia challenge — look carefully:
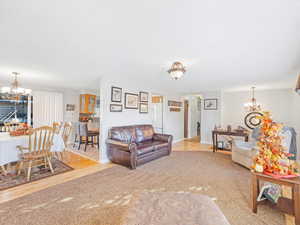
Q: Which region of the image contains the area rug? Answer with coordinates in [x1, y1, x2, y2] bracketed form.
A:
[0, 159, 73, 191]
[0, 152, 284, 225]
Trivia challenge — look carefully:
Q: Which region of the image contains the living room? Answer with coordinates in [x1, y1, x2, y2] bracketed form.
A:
[0, 1, 300, 225]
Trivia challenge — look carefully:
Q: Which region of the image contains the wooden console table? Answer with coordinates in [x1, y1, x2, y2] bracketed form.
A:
[212, 130, 249, 152]
[251, 172, 300, 225]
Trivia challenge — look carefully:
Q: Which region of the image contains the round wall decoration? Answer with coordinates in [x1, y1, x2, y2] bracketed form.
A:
[244, 112, 263, 130]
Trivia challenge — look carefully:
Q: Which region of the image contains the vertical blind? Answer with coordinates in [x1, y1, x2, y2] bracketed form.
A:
[32, 91, 63, 128]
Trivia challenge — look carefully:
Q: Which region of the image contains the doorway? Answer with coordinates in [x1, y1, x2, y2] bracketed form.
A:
[151, 95, 164, 133]
[184, 96, 202, 142]
[184, 100, 189, 138]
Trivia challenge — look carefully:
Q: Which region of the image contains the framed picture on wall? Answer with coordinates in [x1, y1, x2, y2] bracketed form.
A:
[139, 103, 148, 113]
[139, 92, 149, 102]
[110, 104, 123, 112]
[66, 104, 75, 111]
[111, 86, 122, 102]
[204, 99, 218, 110]
[125, 93, 138, 109]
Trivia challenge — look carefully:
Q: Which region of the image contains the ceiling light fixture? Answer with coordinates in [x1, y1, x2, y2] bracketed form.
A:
[244, 87, 262, 112]
[1, 72, 32, 96]
[167, 61, 186, 80]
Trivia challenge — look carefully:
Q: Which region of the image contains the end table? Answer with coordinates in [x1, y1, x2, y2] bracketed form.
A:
[251, 172, 300, 225]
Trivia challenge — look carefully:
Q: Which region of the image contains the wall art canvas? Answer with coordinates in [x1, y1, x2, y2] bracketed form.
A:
[111, 86, 122, 102]
[66, 104, 75, 111]
[110, 104, 123, 112]
[139, 103, 148, 113]
[125, 93, 138, 109]
[139, 92, 149, 102]
[204, 99, 218, 110]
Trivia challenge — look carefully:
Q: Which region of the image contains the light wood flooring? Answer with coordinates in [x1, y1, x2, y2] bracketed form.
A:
[0, 138, 295, 225]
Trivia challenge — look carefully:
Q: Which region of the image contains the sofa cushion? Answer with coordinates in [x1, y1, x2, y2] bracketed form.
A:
[152, 141, 169, 150]
[110, 126, 136, 143]
[234, 140, 256, 151]
[137, 141, 155, 155]
[136, 125, 154, 143]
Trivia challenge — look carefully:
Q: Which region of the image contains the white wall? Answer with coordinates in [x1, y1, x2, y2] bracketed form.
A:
[63, 89, 80, 122]
[200, 91, 221, 144]
[163, 96, 184, 142]
[221, 89, 293, 128]
[99, 76, 184, 163]
[291, 91, 300, 161]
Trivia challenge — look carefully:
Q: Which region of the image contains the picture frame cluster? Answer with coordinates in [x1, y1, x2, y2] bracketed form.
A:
[110, 86, 149, 113]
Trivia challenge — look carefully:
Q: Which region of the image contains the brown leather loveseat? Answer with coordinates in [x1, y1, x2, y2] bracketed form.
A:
[106, 125, 173, 169]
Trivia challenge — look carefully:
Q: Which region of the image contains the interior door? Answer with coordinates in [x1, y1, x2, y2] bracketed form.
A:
[151, 95, 164, 133]
[184, 100, 189, 138]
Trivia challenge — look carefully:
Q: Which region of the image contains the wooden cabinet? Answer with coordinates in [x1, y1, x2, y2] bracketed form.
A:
[80, 94, 96, 114]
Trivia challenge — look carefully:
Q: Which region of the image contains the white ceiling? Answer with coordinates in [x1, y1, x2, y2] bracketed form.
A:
[0, 0, 299, 94]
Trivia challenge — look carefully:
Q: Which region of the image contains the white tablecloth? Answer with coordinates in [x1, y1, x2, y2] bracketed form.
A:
[0, 133, 65, 166]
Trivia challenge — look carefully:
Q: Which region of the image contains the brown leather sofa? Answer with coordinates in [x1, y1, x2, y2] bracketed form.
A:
[106, 125, 173, 169]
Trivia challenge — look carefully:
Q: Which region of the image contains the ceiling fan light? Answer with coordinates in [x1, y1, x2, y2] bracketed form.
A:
[168, 61, 186, 80]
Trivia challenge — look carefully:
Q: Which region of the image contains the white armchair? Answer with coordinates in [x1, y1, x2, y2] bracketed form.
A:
[232, 128, 292, 169]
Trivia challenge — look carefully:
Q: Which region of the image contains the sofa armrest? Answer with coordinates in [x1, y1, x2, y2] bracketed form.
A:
[153, 133, 173, 144]
[106, 139, 137, 152]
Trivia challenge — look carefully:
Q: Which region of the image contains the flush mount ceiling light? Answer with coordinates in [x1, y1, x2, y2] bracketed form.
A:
[296, 74, 300, 95]
[167, 61, 186, 80]
[244, 87, 262, 112]
[1, 72, 32, 96]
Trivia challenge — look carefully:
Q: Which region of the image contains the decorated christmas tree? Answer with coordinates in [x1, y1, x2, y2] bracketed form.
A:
[252, 112, 298, 177]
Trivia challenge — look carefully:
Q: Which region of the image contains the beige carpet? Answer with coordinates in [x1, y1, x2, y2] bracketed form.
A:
[0, 152, 284, 225]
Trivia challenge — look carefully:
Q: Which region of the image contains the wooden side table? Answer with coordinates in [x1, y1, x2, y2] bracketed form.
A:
[251, 172, 300, 225]
[212, 130, 249, 152]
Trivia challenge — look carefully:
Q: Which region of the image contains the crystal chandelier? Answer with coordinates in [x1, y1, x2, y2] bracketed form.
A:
[244, 87, 262, 112]
[167, 62, 186, 80]
[1, 72, 32, 96]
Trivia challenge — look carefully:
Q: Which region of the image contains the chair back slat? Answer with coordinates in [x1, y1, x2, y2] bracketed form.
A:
[38, 129, 42, 152]
[42, 130, 47, 151]
[53, 122, 62, 134]
[28, 126, 55, 154]
[33, 131, 37, 152]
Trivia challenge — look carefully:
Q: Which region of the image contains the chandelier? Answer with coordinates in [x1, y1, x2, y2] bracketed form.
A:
[1, 72, 32, 96]
[167, 62, 186, 80]
[244, 87, 262, 112]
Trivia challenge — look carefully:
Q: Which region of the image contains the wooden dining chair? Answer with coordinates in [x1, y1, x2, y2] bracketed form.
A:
[78, 122, 99, 151]
[73, 122, 80, 148]
[62, 122, 72, 147]
[17, 126, 55, 181]
[53, 122, 62, 134]
[57, 122, 72, 160]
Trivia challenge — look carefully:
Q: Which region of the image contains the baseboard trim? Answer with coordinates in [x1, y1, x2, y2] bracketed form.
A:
[173, 138, 185, 143]
[201, 141, 212, 145]
[100, 158, 111, 164]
